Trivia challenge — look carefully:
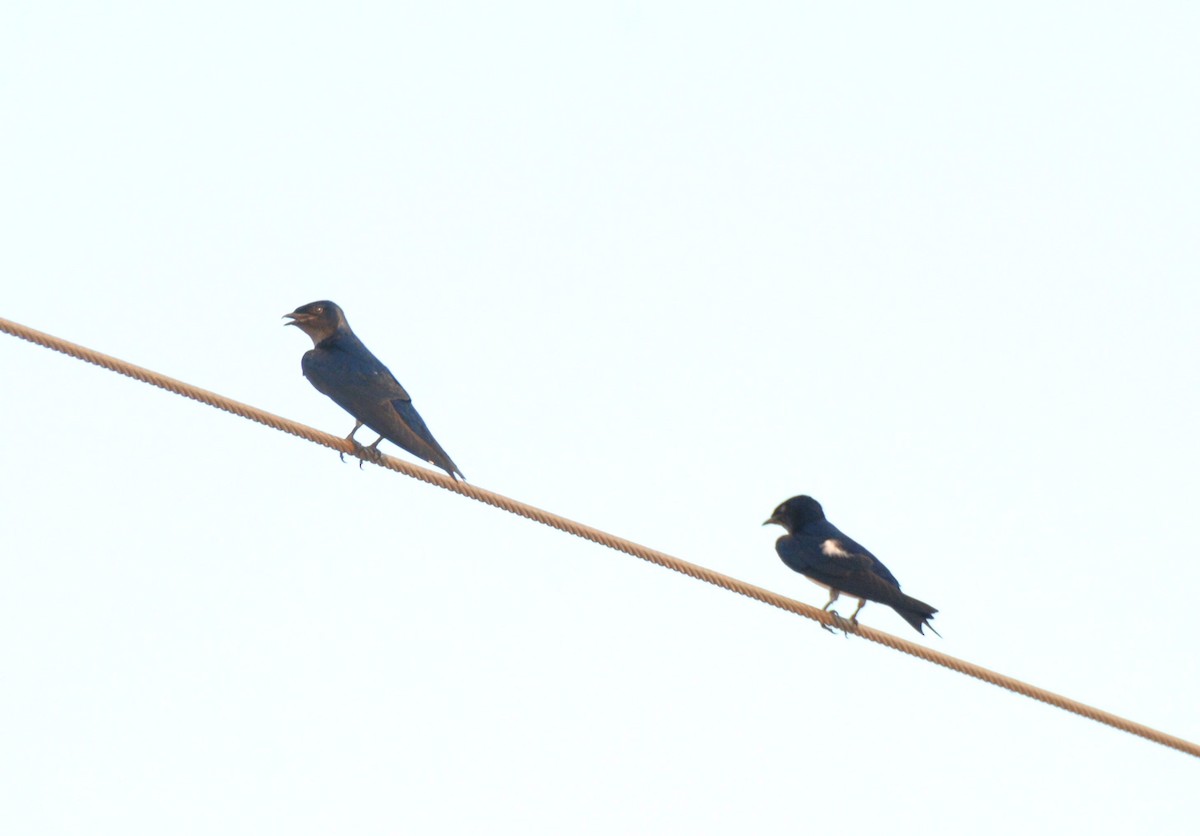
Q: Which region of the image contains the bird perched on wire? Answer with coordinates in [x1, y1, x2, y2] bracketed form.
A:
[764, 495, 938, 635]
[284, 300, 464, 480]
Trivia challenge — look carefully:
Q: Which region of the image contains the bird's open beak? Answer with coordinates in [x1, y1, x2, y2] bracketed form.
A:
[283, 312, 304, 327]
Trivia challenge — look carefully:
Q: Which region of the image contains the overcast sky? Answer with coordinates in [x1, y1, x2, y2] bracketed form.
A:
[2, 3, 1197, 834]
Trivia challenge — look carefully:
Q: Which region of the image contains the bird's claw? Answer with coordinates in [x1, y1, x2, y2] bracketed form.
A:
[339, 439, 378, 468]
[818, 608, 842, 634]
[827, 611, 856, 638]
[359, 444, 386, 469]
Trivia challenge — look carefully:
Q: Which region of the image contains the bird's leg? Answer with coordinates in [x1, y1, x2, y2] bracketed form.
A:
[848, 599, 866, 624]
[349, 434, 386, 469]
[340, 421, 366, 462]
[831, 600, 865, 638]
[360, 435, 386, 465]
[817, 590, 842, 634]
[819, 591, 853, 636]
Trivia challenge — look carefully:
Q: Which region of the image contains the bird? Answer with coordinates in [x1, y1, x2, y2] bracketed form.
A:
[763, 495, 938, 635]
[284, 300, 464, 480]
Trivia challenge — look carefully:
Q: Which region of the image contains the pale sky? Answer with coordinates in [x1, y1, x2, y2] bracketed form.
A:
[2, 3, 1198, 834]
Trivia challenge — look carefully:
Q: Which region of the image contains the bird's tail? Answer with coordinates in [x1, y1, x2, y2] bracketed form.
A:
[893, 594, 939, 637]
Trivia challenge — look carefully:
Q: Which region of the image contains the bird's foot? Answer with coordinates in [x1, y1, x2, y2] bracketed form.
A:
[827, 611, 856, 637]
[339, 422, 367, 463]
[339, 439, 377, 468]
[357, 442, 385, 469]
[818, 608, 840, 634]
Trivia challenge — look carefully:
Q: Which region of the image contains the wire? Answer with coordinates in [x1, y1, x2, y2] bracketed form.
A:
[3, 313, 1197, 760]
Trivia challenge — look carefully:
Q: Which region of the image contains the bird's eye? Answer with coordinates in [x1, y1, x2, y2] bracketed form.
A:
[314, 305, 324, 314]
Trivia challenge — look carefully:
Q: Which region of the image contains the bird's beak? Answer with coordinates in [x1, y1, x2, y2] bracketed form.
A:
[763, 515, 781, 527]
[283, 312, 303, 327]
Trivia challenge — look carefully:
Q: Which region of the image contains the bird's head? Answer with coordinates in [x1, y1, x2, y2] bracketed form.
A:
[284, 300, 349, 345]
[763, 495, 826, 533]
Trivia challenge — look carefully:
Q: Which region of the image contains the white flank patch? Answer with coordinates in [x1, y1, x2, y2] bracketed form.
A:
[821, 539, 850, 557]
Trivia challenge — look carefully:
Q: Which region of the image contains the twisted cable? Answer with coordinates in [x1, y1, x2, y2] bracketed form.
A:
[3, 314, 1196, 760]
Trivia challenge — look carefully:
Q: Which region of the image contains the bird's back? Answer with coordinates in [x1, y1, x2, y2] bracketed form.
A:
[780, 519, 900, 586]
[775, 519, 917, 606]
[302, 335, 463, 479]
[303, 333, 408, 396]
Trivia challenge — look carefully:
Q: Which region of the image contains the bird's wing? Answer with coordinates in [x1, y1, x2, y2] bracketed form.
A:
[360, 364, 412, 401]
[808, 520, 902, 588]
[302, 341, 463, 479]
[839, 541, 901, 588]
[363, 353, 415, 402]
[305, 342, 413, 402]
[388, 397, 436, 442]
[777, 535, 910, 607]
[339, 341, 413, 402]
[385, 397, 463, 478]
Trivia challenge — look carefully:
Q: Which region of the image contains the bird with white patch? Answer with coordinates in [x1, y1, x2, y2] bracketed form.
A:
[764, 495, 939, 635]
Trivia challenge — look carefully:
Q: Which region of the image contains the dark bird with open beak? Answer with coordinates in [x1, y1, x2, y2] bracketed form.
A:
[285, 300, 464, 480]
